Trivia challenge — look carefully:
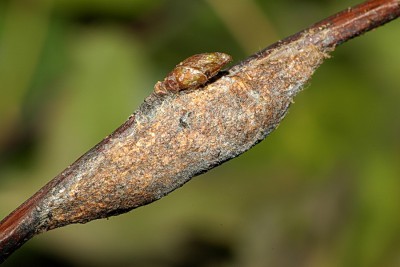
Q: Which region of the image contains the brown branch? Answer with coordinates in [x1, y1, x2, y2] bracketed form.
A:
[1, 0, 399, 262]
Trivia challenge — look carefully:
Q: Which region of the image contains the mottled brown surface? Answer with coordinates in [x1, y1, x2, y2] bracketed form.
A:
[1, 0, 399, 262]
[44, 40, 328, 229]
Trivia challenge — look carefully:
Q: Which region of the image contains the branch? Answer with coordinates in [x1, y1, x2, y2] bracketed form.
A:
[1, 0, 399, 262]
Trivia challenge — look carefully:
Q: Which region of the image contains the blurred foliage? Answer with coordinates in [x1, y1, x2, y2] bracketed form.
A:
[1, 0, 400, 266]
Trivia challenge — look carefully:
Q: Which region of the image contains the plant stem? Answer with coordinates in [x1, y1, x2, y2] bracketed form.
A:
[1, 0, 399, 262]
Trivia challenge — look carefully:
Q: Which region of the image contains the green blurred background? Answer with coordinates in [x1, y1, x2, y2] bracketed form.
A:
[1, 0, 399, 266]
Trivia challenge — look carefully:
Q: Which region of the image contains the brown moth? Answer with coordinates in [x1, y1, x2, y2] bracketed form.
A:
[154, 52, 232, 95]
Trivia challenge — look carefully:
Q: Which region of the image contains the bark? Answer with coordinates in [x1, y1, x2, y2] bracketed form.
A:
[1, 0, 399, 262]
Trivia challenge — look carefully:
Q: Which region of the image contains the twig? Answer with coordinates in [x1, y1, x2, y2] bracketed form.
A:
[1, 0, 399, 262]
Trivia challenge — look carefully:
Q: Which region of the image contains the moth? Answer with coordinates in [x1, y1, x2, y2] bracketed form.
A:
[154, 52, 232, 95]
